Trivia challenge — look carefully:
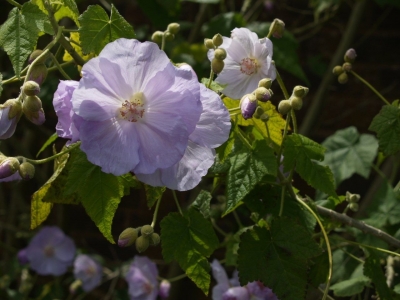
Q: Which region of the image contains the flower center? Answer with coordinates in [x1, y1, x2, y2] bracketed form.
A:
[118, 92, 145, 122]
[240, 58, 258, 75]
[44, 245, 54, 257]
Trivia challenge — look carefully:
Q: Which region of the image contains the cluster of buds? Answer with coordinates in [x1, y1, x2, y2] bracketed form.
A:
[0, 155, 35, 181]
[269, 18, 285, 39]
[28, 49, 48, 85]
[240, 78, 273, 120]
[278, 85, 309, 115]
[332, 48, 357, 84]
[345, 191, 360, 212]
[205, 34, 226, 74]
[118, 225, 160, 253]
[22, 81, 45, 125]
[151, 23, 180, 46]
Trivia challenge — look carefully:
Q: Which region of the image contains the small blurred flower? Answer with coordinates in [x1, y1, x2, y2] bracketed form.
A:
[25, 226, 76, 276]
[17, 248, 29, 265]
[73, 254, 103, 292]
[159, 280, 171, 299]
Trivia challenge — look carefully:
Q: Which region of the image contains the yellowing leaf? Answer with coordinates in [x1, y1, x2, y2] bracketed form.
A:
[63, 32, 94, 72]
[32, 0, 80, 26]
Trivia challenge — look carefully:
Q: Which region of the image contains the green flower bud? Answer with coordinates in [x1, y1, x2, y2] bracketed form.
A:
[204, 38, 215, 49]
[23, 96, 42, 113]
[165, 32, 174, 41]
[332, 66, 344, 76]
[212, 34, 223, 47]
[278, 99, 292, 115]
[28, 64, 48, 85]
[258, 78, 272, 89]
[3, 99, 23, 120]
[18, 162, 35, 180]
[290, 96, 303, 110]
[338, 72, 348, 84]
[135, 235, 150, 253]
[214, 48, 227, 61]
[28, 49, 48, 64]
[292, 86, 309, 98]
[23, 81, 40, 96]
[140, 225, 154, 237]
[255, 87, 272, 102]
[118, 227, 139, 247]
[342, 62, 352, 72]
[349, 202, 359, 212]
[346, 191, 360, 203]
[253, 106, 265, 119]
[149, 233, 160, 246]
[269, 18, 285, 38]
[151, 31, 164, 44]
[211, 58, 224, 74]
[167, 23, 180, 35]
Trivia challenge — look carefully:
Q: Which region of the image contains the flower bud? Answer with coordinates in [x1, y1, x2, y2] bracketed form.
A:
[18, 162, 35, 180]
[17, 248, 29, 265]
[167, 23, 180, 35]
[253, 106, 265, 119]
[258, 78, 272, 89]
[165, 32, 174, 41]
[292, 86, 309, 98]
[204, 38, 215, 49]
[135, 235, 150, 253]
[28, 64, 48, 85]
[332, 66, 344, 76]
[28, 49, 48, 64]
[151, 31, 164, 44]
[0, 157, 20, 179]
[23, 95, 42, 113]
[278, 99, 292, 115]
[346, 191, 360, 203]
[0, 100, 22, 139]
[3, 99, 23, 120]
[23, 81, 40, 96]
[349, 202, 359, 212]
[255, 87, 272, 102]
[269, 18, 285, 38]
[149, 233, 160, 246]
[140, 225, 154, 237]
[342, 62, 352, 72]
[338, 72, 348, 84]
[211, 58, 224, 74]
[118, 227, 139, 247]
[159, 280, 171, 299]
[290, 96, 303, 110]
[344, 48, 357, 63]
[240, 94, 257, 119]
[214, 48, 227, 61]
[24, 108, 45, 125]
[212, 34, 223, 47]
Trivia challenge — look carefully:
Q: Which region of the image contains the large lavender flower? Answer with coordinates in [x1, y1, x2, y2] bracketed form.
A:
[25, 226, 76, 276]
[73, 254, 103, 292]
[208, 28, 276, 100]
[71, 39, 202, 176]
[136, 65, 231, 191]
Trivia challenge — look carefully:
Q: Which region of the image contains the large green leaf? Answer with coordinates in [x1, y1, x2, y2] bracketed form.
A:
[78, 4, 135, 55]
[322, 126, 378, 186]
[369, 104, 400, 156]
[238, 218, 321, 300]
[283, 134, 337, 197]
[160, 209, 219, 294]
[364, 251, 393, 300]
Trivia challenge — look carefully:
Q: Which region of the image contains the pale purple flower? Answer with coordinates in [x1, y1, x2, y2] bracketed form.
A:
[136, 65, 231, 191]
[0, 100, 22, 139]
[208, 28, 276, 100]
[53, 80, 81, 144]
[73, 254, 102, 292]
[125, 256, 159, 300]
[71, 38, 202, 176]
[25, 226, 76, 276]
[240, 94, 257, 119]
[158, 280, 171, 299]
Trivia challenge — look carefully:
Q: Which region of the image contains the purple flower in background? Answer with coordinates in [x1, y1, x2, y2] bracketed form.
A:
[73, 254, 102, 292]
[25, 226, 76, 276]
[247, 282, 279, 300]
[208, 28, 276, 100]
[125, 256, 159, 300]
[71, 38, 202, 176]
[136, 65, 231, 191]
[17, 248, 29, 265]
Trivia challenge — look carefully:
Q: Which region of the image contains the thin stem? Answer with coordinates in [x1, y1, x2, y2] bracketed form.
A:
[236, 128, 253, 150]
[278, 185, 286, 217]
[51, 54, 71, 80]
[211, 219, 228, 237]
[172, 190, 183, 215]
[22, 142, 80, 165]
[350, 70, 390, 105]
[275, 112, 291, 166]
[161, 32, 166, 51]
[290, 109, 298, 134]
[6, 0, 22, 9]
[62, 28, 79, 32]
[228, 107, 240, 112]
[150, 197, 162, 228]
[159, 273, 187, 283]
[233, 211, 243, 228]
[339, 247, 365, 264]
[336, 237, 400, 258]
[275, 66, 290, 100]
[207, 69, 214, 89]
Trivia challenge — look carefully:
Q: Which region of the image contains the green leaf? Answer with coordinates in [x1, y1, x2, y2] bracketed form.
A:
[330, 276, 370, 297]
[144, 185, 165, 209]
[160, 209, 219, 294]
[79, 4, 135, 55]
[0, 3, 50, 77]
[36, 133, 58, 157]
[238, 218, 322, 300]
[283, 134, 337, 197]
[364, 251, 393, 300]
[200, 78, 226, 93]
[322, 126, 378, 186]
[64, 149, 131, 243]
[191, 190, 212, 218]
[32, 0, 80, 26]
[202, 12, 246, 37]
[225, 140, 277, 215]
[369, 104, 400, 156]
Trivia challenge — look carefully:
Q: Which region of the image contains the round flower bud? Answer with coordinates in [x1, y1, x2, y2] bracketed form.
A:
[24, 108, 45, 125]
[332, 66, 344, 76]
[23, 81, 40, 96]
[278, 99, 292, 115]
[211, 58, 224, 74]
[344, 48, 357, 63]
[23, 95, 42, 113]
[3, 99, 23, 120]
[253, 106, 265, 119]
[293, 86, 309, 98]
[349, 202, 359, 212]
[28, 49, 48, 64]
[167, 23, 180, 35]
[240, 94, 257, 120]
[290, 96, 303, 110]
[342, 62, 352, 72]
[214, 48, 227, 61]
[349, 194, 360, 203]
[255, 87, 272, 102]
[258, 78, 272, 89]
[18, 162, 35, 180]
[135, 236, 150, 253]
[0, 157, 20, 179]
[118, 227, 139, 247]
[159, 280, 171, 299]
[151, 31, 164, 44]
[338, 72, 348, 84]
[204, 38, 215, 49]
[140, 225, 154, 237]
[165, 32, 174, 41]
[212, 34, 223, 47]
[149, 233, 160, 246]
[269, 18, 285, 38]
[28, 64, 48, 85]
